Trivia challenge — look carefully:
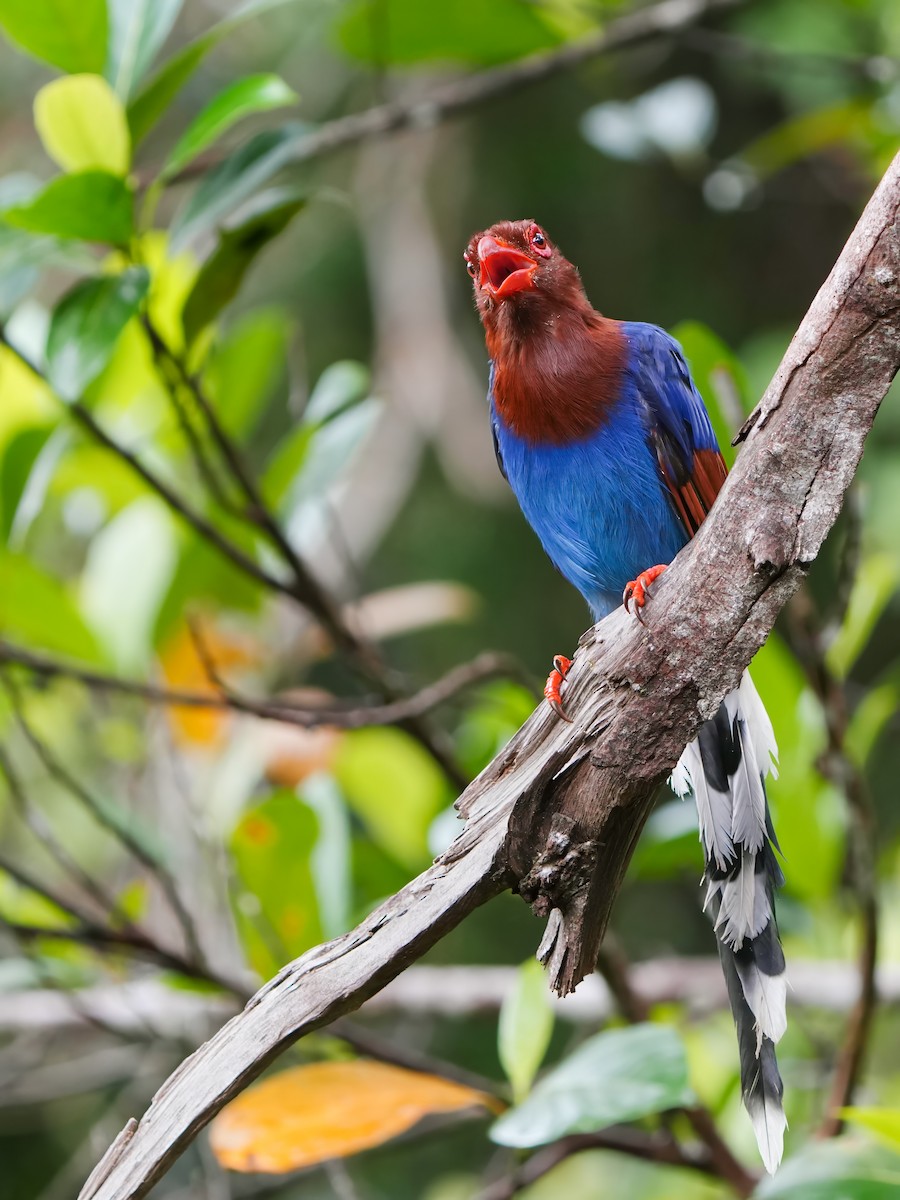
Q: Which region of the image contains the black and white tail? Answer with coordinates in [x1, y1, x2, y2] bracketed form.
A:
[671, 672, 787, 1174]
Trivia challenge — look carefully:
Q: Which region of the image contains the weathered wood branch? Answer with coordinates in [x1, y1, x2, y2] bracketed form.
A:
[79, 155, 900, 1200]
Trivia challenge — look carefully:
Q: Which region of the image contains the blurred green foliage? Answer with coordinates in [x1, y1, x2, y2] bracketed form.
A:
[0, 0, 898, 1197]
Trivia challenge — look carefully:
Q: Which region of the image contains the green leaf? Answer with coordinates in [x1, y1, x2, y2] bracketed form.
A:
[338, 0, 563, 66]
[46, 268, 149, 401]
[335, 728, 450, 868]
[0, 0, 107, 73]
[231, 789, 323, 977]
[127, 0, 302, 146]
[106, 0, 183, 98]
[163, 74, 298, 180]
[205, 308, 291, 440]
[80, 498, 178, 673]
[826, 553, 898, 679]
[490, 1024, 694, 1148]
[847, 678, 900, 767]
[498, 959, 555, 1103]
[2, 172, 134, 246]
[182, 188, 306, 345]
[303, 361, 370, 425]
[0, 424, 53, 543]
[169, 124, 304, 251]
[278, 399, 380, 522]
[841, 1109, 900, 1150]
[262, 361, 372, 509]
[0, 551, 103, 662]
[755, 1140, 900, 1198]
[34, 75, 131, 176]
[0, 220, 95, 318]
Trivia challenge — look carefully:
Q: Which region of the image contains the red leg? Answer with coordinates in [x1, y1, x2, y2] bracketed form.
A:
[544, 653, 574, 722]
[622, 564, 667, 623]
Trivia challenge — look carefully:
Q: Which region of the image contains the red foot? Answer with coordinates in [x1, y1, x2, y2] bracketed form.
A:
[544, 654, 574, 722]
[623, 564, 667, 624]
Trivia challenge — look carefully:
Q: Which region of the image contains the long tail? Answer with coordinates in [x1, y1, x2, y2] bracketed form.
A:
[671, 672, 787, 1174]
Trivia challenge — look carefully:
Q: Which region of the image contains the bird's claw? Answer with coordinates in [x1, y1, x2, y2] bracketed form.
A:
[544, 654, 574, 722]
[623, 564, 667, 624]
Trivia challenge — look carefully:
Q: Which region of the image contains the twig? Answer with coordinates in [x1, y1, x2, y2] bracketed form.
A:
[475, 1127, 718, 1200]
[784, 586, 880, 1136]
[165, 0, 742, 186]
[0, 742, 126, 923]
[0, 639, 528, 729]
[1, 921, 246, 995]
[0, 331, 468, 790]
[1, 675, 204, 964]
[142, 316, 468, 789]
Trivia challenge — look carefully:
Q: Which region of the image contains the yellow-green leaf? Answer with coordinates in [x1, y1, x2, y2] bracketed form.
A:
[498, 958, 554, 1103]
[841, 1108, 900, 1149]
[210, 1061, 496, 1173]
[35, 75, 131, 176]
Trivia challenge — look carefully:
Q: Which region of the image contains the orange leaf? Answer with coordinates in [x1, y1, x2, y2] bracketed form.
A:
[209, 1060, 495, 1174]
[159, 617, 256, 746]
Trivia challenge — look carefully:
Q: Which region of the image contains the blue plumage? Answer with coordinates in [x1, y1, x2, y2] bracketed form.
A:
[491, 322, 702, 619]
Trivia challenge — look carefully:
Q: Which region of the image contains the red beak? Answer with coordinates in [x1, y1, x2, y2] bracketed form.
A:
[477, 236, 537, 299]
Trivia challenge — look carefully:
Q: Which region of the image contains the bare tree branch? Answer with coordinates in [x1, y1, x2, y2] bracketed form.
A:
[77, 154, 900, 1200]
[165, 0, 742, 186]
[0, 640, 528, 729]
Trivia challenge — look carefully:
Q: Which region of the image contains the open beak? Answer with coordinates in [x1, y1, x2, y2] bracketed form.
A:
[477, 235, 537, 300]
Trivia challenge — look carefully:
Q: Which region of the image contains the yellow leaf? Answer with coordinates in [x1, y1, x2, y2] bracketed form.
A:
[210, 1061, 496, 1174]
[34, 75, 131, 176]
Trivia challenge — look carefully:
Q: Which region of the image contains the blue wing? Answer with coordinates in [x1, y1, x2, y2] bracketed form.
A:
[623, 322, 728, 538]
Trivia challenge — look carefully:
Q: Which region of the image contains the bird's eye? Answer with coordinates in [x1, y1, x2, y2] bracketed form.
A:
[466, 260, 477, 277]
[531, 231, 545, 247]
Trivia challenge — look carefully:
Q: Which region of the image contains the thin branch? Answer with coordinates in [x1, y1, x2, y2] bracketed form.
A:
[77, 154, 900, 1200]
[0, 742, 126, 923]
[1, 921, 246, 995]
[475, 1126, 720, 1200]
[1, 675, 204, 964]
[0, 331, 468, 790]
[165, 0, 742, 186]
[0, 639, 528, 729]
[783, 588, 880, 1136]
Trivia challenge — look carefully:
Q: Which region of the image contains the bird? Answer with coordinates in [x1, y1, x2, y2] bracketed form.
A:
[464, 218, 787, 1173]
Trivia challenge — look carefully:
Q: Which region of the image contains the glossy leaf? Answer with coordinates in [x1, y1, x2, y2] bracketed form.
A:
[169, 124, 304, 251]
[2, 172, 134, 246]
[46, 268, 149, 401]
[34, 75, 131, 177]
[0, 221, 94, 319]
[129, 0, 301, 145]
[338, 0, 562, 66]
[0, 551, 102, 662]
[755, 1140, 900, 1198]
[491, 1024, 693, 1148]
[230, 789, 323, 976]
[826, 553, 898, 679]
[262, 361, 372, 510]
[106, 0, 183, 98]
[0, 0, 107, 73]
[210, 1061, 494, 1173]
[334, 727, 450, 868]
[498, 958, 555, 1103]
[164, 74, 298, 179]
[182, 189, 305, 345]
